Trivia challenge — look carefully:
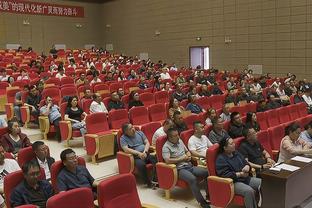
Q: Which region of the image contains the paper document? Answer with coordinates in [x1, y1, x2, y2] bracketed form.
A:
[269, 166, 281, 171]
[275, 164, 300, 172]
[291, 156, 312, 163]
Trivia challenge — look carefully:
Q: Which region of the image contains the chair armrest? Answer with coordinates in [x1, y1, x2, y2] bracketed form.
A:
[141, 203, 160, 208]
[156, 162, 178, 190]
[59, 120, 72, 141]
[208, 176, 234, 208]
[117, 151, 135, 174]
[5, 103, 14, 120]
[38, 116, 50, 134]
[84, 134, 100, 156]
[20, 106, 30, 124]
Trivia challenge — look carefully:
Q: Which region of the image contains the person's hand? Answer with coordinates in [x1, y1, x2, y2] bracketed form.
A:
[267, 158, 276, 166]
[242, 165, 250, 173]
[262, 163, 272, 169]
[138, 152, 147, 160]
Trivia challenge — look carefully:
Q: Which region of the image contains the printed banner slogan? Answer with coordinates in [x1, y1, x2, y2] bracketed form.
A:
[0, 0, 84, 18]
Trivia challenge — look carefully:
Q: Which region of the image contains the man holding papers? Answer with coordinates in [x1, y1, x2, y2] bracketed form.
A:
[278, 123, 312, 163]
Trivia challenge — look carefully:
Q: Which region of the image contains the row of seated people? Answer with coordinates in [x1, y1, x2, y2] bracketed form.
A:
[118, 114, 312, 208]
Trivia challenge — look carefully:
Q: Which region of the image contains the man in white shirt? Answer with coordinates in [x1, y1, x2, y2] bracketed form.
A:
[188, 121, 213, 158]
[0, 69, 9, 82]
[160, 67, 172, 80]
[30, 141, 55, 181]
[0, 144, 21, 205]
[55, 67, 66, 80]
[302, 88, 312, 107]
[90, 93, 108, 114]
[152, 119, 174, 146]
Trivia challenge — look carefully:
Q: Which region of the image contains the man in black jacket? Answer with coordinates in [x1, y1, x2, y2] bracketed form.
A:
[228, 112, 245, 138]
[31, 141, 55, 181]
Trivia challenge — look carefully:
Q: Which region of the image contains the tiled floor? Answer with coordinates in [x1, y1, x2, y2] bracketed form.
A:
[4, 114, 312, 208]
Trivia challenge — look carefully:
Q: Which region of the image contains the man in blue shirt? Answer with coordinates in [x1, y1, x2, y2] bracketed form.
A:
[57, 149, 96, 196]
[11, 160, 54, 208]
[120, 123, 157, 188]
[40, 96, 62, 141]
[186, 94, 203, 114]
[300, 121, 312, 145]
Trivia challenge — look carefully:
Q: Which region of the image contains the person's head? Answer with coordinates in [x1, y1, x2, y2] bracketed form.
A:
[129, 91, 139, 101]
[7, 76, 14, 84]
[93, 93, 102, 103]
[230, 112, 242, 125]
[175, 83, 182, 91]
[187, 94, 196, 103]
[193, 121, 205, 136]
[32, 141, 48, 161]
[67, 96, 79, 108]
[111, 91, 120, 101]
[58, 66, 64, 75]
[36, 80, 44, 92]
[246, 112, 257, 124]
[219, 136, 235, 154]
[130, 69, 136, 76]
[23, 85, 30, 93]
[60, 149, 78, 170]
[0, 145, 5, 165]
[165, 82, 171, 90]
[212, 117, 224, 131]
[223, 104, 230, 114]
[45, 96, 53, 106]
[84, 88, 92, 98]
[268, 94, 276, 101]
[241, 87, 247, 94]
[243, 127, 257, 143]
[163, 119, 174, 132]
[173, 111, 184, 125]
[29, 85, 38, 96]
[297, 89, 303, 97]
[228, 89, 235, 96]
[207, 108, 217, 119]
[167, 128, 180, 144]
[304, 121, 312, 136]
[80, 73, 86, 80]
[258, 99, 266, 107]
[201, 84, 208, 91]
[8, 119, 20, 135]
[117, 88, 124, 97]
[122, 123, 136, 137]
[23, 161, 41, 186]
[169, 97, 179, 109]
[92, 71, 99, 79]
[285, 123, 301, 141]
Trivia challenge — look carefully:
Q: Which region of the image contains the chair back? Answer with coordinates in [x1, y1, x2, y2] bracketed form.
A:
[155, 136, 168, 162]
[4, 170, 24, 208]
[86, 112, 110, 134]
[47, 187, 94, 208]
[98, 173, 142, 208]
[206, 144, 220, 176]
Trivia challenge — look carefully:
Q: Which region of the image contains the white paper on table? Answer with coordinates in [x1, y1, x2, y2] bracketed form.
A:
[275, 164, 300, 172]
[291, 156, 312, 163]
[269, 166, 281, 171]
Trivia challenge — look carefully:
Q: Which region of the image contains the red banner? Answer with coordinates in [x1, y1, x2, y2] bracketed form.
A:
[0, 0, 84, 18]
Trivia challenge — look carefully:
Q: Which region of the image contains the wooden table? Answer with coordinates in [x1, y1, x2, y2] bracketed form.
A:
[260, 160, 312, 208]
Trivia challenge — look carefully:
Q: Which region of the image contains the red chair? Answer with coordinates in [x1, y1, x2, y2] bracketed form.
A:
[257, 130, 273, 159]
[139, 92, 155, 107]
[50, 157, 86, 193]
[256, 112, 269, 130]
[60, 86, 78, 98]
[155, 136, 188, 199]
[45, 78, 60, 86]
[41, 87, 61, 104]
[4, 170, 24, 208]
[17, 146, 35, 167]
[266, 109, 280, 127]
[141, 122, 162, 146]
[154, 91, 169, 104]
[246, 102, 257, 113]
[268, 124, 286, 160]
[208, 95, 224, 110]
[85, 112, 114, 163]
[5, 87, 20, 120]
[109, 82, 123, 93]
[60, 77, 74, 86]
[108, 109, 129, 130]
[297, 102, 310, 117]
[82, 99, 93, 114]
[47, 187, 94, 208]
[123, 81, 139, 94]
[116, 129, 153, 175]
[129, 106, 150, 126]
[94, 83, 109, 97]
[277, 107, 290, 124]
[15, 205, 38, 208]
[184, 114, 199, 129]
[196, 96, 211, 110]
[287, 104, 300, 120]
[59, 102, 82, 146]
[97, 173, 158, 208]
[148, 103, 167, 122]
[206, 144, 245, 207]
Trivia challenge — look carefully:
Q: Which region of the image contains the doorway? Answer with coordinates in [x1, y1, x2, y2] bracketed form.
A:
[189, 46, 210, 69]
